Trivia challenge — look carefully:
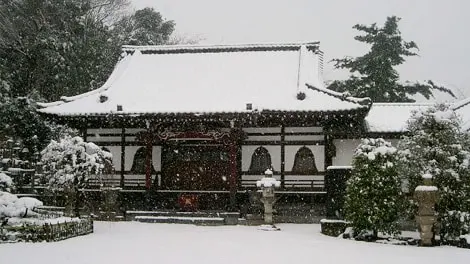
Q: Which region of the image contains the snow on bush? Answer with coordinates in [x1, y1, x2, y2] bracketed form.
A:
[41, 136, 113, 188]
[344, 138, 404, 237]
[398, 103, 470, 240]
[0, 191, 43, 218]
[0, 172, 14, 192]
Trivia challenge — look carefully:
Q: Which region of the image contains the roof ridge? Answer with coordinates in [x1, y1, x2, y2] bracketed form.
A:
[372, 102, 434, 106]
[122, 41, 320, 53]
[453, 97, 470, 110]
[305, 83, 371, 107]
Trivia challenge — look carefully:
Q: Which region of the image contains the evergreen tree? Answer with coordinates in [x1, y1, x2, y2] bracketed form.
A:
[329, 16, 455, 102]
[344, 138, 404, 237]
[0, 0, 121, 101]
[111, 7, 175, 46]
[0, 1, 177, 151]
[0, 97, 52, 152]
[398, 104, 470, 240]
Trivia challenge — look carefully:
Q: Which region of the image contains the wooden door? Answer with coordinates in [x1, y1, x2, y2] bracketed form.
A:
[162, 144, 231, 190]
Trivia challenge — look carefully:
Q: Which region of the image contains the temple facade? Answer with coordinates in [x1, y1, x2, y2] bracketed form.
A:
[37, 42, 468, 210]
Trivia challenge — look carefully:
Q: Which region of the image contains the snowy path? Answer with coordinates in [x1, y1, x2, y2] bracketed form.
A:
[1, 222, 469, 264]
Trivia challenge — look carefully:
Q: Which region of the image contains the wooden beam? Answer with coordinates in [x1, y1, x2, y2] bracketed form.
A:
[280, 124, 285, 189]
[145, 132, 152, 190]
[120, 128, 125, 188]
[324, 134, 333, 171]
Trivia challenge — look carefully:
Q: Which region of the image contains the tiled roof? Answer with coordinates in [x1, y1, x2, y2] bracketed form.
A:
[453, 98, 470, 131]
[38, 42, 369, 117]
[121, 42, 321, 53]
[365, 103, 433, 133]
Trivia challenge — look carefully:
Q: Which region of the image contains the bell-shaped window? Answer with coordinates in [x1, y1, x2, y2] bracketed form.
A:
[131, 147, 155, 174]
[292, 147, 318, 174]
[249, 146, 272, 173]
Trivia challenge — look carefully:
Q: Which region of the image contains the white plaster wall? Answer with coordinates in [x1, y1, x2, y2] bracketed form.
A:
[152, 146, 162, 171]
[243, 127, 281, 133]
[125, 136, 137, 142]
[101, 146, 121, 171]
[284, 127, 323, 133]
[284, 135, 324, 141]
[332, 139, 360, 166]
[87, 136, 121, 142]
[241, 145, 281, 171]
[332, 138, 401, 166]
[123, 146, 162, 172]
[246, 135, 281, 141]
[125, 146, 142, 171]
[284, 145, 325, 171]
[87, 128, 121, 134]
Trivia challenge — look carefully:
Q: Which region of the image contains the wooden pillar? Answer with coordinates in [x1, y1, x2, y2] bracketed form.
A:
[229, 142, 237, 210]
[145, 133, 152, 190]
[81, 128, 87, 142]
[324, 134, 334, 171]
[120, 128, 125, 188]
[280, 125, 285, 189]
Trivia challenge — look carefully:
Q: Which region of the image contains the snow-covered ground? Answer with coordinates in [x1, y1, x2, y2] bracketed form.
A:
[1, 222, 469, 264]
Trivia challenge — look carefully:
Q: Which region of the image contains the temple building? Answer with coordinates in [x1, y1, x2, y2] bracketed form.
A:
[37, 42, 468, 211]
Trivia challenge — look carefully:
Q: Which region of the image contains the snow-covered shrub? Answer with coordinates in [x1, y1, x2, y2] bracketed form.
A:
[41, 136, 113, 189]
[344, 138, 404, 237]
[0, 172, 14, 192]
[0, 191, 43, 218]
[398, 103, 470, 240]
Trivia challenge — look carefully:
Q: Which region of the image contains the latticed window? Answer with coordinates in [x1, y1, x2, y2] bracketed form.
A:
[292, 147, 318, 174]
[249, 146, 272, 173]
[131, 147, 155, 174]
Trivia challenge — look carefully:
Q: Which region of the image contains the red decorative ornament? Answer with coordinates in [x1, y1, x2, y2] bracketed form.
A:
[178, 194, 198, 211]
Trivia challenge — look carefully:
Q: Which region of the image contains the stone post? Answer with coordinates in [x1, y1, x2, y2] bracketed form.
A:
[414, 173, 439, 246]
[101, 186, 122, 220]
[257, 169, 280, 229]
[63, 186, 77, 217]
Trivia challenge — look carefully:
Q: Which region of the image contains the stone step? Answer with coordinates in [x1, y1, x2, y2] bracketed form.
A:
[126, 210, 239, 219]
[134, 215, 226, 226]
[126, 210, 241, 225]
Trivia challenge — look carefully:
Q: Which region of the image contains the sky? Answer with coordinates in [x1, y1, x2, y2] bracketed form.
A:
[131, 0, 470, 99]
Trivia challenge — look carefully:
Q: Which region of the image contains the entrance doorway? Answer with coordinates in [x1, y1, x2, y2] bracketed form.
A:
[162, 144, 231, 191]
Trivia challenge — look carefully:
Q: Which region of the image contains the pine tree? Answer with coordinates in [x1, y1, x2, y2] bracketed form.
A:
[344, 138, 404, 237]
[329, 16, 455, 102]
[398, 104, 470, 240]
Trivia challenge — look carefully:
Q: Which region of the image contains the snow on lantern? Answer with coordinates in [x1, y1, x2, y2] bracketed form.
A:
[257, 169, 280, 230]
[414, 173, 439, 246]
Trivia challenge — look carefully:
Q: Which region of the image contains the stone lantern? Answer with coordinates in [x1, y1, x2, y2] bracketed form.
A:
[256, 169, 280, 228]
[414, 173, 439, 246]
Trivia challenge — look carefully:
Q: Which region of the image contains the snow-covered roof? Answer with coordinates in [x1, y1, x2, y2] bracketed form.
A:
[365, 103, 433, 133]
[38, 42, 370, 117]
[453, 97, 470, 131]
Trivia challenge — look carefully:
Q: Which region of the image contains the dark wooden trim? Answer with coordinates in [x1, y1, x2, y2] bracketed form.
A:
[114, 171, 162, 175]
[87, 133, 138, 137]
[81, 128, 87, 142]
[330, 132, 404, 139]
[241, 171, 326, 176]
[120, 128, 125, 188]
[242, 140, 324, 145]
[97, 140, 326, 146]
[324, 134, 333, 171]
[245, 132, 324, 136]
[280, 124, 285, 189]
[145, 134, 152, 189]
[92, 142, 145, 146]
